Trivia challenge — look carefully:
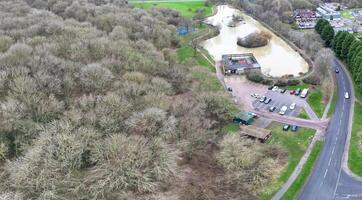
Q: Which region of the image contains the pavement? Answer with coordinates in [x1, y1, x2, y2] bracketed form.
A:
[252, 90, 319, 120]
[297, 59, 362, 200]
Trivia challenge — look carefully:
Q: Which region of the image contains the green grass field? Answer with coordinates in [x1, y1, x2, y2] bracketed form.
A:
[341, 8, 362, 20]
[177, 44, 215, 72]
[259, 123, 315, 200]
[132, 1, 213, 18]
[327, 88, 338, 117]
[348, 103, 362, 177]
[307, 89, 324, 118]
[280, 141, 323, 200]
[298, 108, 309, 119]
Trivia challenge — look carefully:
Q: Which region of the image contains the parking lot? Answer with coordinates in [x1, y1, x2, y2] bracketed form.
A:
[224, 76, 319, 120]
[252, 90, 302, 117]
[250, 86, 319, 119]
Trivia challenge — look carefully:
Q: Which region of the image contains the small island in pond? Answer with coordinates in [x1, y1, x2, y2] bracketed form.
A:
[237, 31, 272, 48]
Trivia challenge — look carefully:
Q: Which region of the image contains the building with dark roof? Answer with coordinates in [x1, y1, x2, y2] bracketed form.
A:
[222, 53, 260, 75]
[240, 125, 272, 143]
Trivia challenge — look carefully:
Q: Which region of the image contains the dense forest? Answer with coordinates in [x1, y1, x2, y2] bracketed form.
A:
[0, 0, 287, 199]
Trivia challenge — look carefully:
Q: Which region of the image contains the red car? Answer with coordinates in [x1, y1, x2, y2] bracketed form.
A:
[290, 90, 295, 95]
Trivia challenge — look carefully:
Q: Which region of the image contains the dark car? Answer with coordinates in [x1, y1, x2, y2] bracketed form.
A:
[259, 96, 266, 103]
[335, 68, 339, 73]
[264, 98, 272, 104]
[290, 90, 295, 95]
[280, 89, 286, 93]
[268, 85, 274, 90]
[227, 87, 232, 92]
[291, 125, 299, 132]
[283, 124, 290, 131]
[269, 106, 276, 112]
[295, 88, 301, 96]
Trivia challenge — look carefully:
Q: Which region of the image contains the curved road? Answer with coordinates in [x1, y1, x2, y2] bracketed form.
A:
[298, 60, 362, 200]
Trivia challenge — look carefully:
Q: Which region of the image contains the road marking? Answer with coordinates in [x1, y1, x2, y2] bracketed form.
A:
[332, 146, 335, 155]
[323, 168, 328, 178]
[328, 157, 332, 166]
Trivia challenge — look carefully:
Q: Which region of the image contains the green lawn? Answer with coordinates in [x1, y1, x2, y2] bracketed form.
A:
[307, 89, 324, 118]
[341, 10, 353, 19]
[341, 8, 362, 20]
[177, 44, 215, 72]
[298, 108, 309, 119]
[287, 83, 309, 91]
[132, 1, 213, 18]
[281, 141, 324, 200]
[223, 123, 240, 132]
[327, 88, 338, 117]
[259, 123, 315, 200]
[348, 103, 362, 176]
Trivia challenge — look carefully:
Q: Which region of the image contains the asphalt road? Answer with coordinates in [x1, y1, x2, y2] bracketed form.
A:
[297, 60, 362, 200]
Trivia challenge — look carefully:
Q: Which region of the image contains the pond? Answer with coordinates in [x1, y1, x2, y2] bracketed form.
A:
[201, 5, 309, 77]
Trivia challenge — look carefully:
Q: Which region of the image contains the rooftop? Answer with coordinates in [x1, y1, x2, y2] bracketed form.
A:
[240, 125, 272, 140]
[222, 53, 260, 71]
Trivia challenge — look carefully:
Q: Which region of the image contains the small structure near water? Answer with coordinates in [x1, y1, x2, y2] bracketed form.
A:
[222, 53, 260, 75]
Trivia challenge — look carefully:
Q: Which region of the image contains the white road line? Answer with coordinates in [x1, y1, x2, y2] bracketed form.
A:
[328, 157, 332, 166]
[332, 146, 335, 155]
[323, 169, 328, 178]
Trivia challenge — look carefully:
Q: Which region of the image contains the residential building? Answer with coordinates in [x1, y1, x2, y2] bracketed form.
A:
[293, 9, 319, 29]
[317, 3, 341, 20]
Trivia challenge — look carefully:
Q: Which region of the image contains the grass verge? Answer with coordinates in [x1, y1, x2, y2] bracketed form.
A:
[259, 123, 315, 200]
[307, 89, 324, 118]
[177, 44, 215, 72]
[280, 141, 324, 200]
[327, 87, 338, 117]
[132, 1, 212, 18]
[223, 123, 240, 132]
[348, 102, 362, 176]
[298, 108, 309, 119]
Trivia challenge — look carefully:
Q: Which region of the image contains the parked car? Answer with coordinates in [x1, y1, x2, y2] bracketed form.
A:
[300, 88, 309, 98]
[290, 103, 296, 110]
[283, 124, 290, 131]
[290, 90, 295, 95]
[264, 98, 272, 104]
[269, 106, 276, 112]
[279, 106, 288, 115]
[268, 85, 274, 90]
[291, 125, 299, 132]
[295, 88, 301, 96]
[280, 89, 287, 93]
[345, 92, 350, 99]
[272, 86, 279, 91]
[335, 68, 339, 73]
[259, 96, 266, 102]
[227, 87, 232, 92]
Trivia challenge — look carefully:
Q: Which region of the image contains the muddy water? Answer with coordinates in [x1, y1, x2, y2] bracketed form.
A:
[201, 5, 309, 77]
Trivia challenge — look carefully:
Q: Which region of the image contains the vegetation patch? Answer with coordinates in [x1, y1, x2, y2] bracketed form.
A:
[237, 31, 271, 48]
[307, 89, 324, 118]
[327, 87, 338, 117]
[280, 141, 324, 200]
[259, 123, 315, 200]
[348, 103, 362, 176]
[177, 44, 215, 72]
[298, 108, 309, 119]
[132, 1, 213, 18]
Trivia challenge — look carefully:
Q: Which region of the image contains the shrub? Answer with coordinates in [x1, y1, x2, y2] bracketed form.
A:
[287, 79, 300, 86]
[303, 75, 321, 85]
[246, 71, 264, 83]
